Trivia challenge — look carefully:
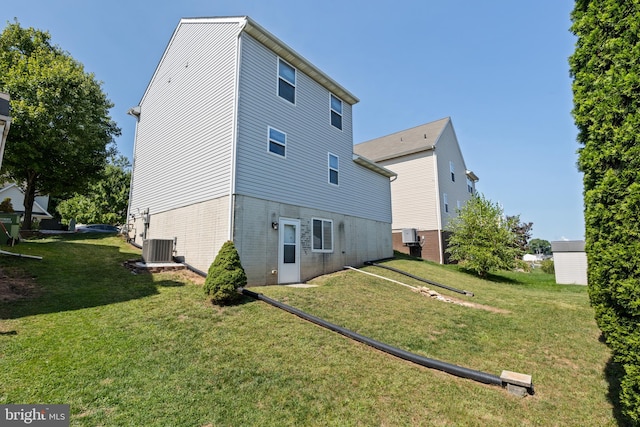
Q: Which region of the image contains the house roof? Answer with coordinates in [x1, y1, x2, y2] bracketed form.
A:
[0, 184, 53, 219]
[352, 154, 397, 178]
[148, 16, 359, 106]
[551, 240, 585, 253]
[353, 117, 450, 162]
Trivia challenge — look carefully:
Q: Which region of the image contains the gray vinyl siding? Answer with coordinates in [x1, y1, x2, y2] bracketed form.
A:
[234, 34, 391, 223]
[129, 20, 240, 215]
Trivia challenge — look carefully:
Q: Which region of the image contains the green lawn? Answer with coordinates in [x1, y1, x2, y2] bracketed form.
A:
[0, 235, 622, 426]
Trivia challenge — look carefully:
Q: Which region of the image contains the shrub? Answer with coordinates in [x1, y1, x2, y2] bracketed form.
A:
[0, 198, 14, 212]
[204, 241, 247, 305]
[540, 259, 554, 275]
[514, 258, 532, 273]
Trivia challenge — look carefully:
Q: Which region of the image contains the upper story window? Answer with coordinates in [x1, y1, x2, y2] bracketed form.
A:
[312, 218, 333, 252]
[268, 126, 286, 157]
[467, 177, 474, 194]
[278, 58, 296, 104]
[444, 193, 449, 213]
[450, 161, 455, 182]
[330, 94, 343, 130]
[328, 153, 339, 185]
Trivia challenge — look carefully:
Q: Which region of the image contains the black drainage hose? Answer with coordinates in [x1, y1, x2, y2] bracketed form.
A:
[365, 261, 474, 297]
[241, 288, 502, 387]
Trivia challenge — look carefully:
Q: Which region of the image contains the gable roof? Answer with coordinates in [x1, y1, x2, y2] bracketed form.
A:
[354, 117, 450, 162]
[0, 184, 53, 218]
[141, 16, 359, 106]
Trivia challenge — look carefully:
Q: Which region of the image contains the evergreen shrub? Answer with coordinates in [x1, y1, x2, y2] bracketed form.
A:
[204, 241, 247, 305]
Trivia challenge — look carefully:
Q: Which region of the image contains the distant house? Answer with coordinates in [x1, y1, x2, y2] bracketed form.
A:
[0, 92, 10, 169]
[126, 16, 396, 285]
[354, 117, 478, 263]
[0, 183, 53, 220]
[551, 240, 588, 285]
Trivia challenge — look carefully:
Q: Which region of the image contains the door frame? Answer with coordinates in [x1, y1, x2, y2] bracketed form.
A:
[278, 217, 300, 284]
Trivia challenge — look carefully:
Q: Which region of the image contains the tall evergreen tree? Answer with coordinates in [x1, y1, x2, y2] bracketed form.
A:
[570, 1, 640, 423]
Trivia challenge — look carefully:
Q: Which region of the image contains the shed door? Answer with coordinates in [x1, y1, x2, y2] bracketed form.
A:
[278, 218, 300, 284]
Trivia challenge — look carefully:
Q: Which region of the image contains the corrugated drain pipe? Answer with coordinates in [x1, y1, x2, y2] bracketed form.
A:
[365, 261, 474, 296]
[241, 288, 533, 395]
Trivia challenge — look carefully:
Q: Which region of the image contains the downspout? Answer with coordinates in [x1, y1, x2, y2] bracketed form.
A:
[432, 148, 444, 264]
[126, 106, 141, 242]
[227, 19, 247, 241]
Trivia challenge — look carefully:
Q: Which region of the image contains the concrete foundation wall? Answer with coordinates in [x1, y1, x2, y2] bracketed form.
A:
[233, 195, 393, 285]
[127, 196, 230, 273]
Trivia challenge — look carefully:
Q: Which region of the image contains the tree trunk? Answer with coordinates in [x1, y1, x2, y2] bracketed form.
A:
[21, 173, 37, 231]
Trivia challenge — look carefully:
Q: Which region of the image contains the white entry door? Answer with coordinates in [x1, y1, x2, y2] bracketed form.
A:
[278, 218, 300, 284]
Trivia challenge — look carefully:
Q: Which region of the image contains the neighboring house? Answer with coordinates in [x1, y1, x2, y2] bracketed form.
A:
[0, 183, 53, 220]
[126, 16, 396, 285]
[551, 240, 588, 285]
[354, 117, 478, 263]
[0, 92, 10, 169]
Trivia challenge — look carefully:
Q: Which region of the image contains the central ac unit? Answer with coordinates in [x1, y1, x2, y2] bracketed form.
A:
[142, 239, 174, 263]
[401, 228, 419, 245]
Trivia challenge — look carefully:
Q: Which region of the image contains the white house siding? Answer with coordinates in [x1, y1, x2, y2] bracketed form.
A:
[434, 121, 473, 230]
[553, 252, 588, 285]
[128, 196, 230, 273]
[128, 20, 240, 217]
[376, 151, 439, 231]
[234, 34, 391, 224]
[233, 195, 392, 285]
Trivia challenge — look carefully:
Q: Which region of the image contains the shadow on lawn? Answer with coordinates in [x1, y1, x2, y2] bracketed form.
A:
[603, 350, 635, 426]
[0, 234, 183, 320]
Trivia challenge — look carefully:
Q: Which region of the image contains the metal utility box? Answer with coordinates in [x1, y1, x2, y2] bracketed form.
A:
[142, 239, 174, 263]
[401, 228, 419, 245]
[0, 213, 20, 244]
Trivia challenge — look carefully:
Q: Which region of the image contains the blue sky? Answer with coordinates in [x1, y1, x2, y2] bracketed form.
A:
[5, 0, 583, 242]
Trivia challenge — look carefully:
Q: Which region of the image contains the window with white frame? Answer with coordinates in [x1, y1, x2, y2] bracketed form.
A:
[268, 127, 286, 157]
[457, 200, 461, 211]
[278, 58, 296, 104]
[330, 94, 343, 130]
[312, 218, 333, 252]
[467, 177, 474, 194]
[328, 153, 339, 185]
[444, 193, 449, 213]
[450, 161, 455, 182]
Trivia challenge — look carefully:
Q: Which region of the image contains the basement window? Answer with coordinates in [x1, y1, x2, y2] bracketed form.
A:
[312, 218, 333, 252]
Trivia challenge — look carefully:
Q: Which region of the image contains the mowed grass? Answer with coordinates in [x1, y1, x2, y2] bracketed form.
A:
[0, 235, 620, 426]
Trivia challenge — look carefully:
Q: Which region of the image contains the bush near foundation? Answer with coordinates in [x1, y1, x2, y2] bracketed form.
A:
[204, 241, 246, 305]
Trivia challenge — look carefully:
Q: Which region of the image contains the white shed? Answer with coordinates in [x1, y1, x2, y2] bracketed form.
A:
[551, 240, 588, 285]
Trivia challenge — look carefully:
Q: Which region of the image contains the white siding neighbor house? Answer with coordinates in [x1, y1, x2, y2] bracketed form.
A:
[551, 240, 588, 285]
[0, 92, 10, 169]
[126, 16, 396, 285]
[0, 183, 52, 220]
[354, 117, 478, 263]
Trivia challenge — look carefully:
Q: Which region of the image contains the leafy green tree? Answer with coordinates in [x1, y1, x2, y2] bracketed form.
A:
[528, 238, 552, 255]
[570, 1, 640, 423]
[204, 241, 247, 305]
[445, 193, 519, 278]
[0, 21, 120, 230]
[506, 214, 533, 255]
[56, 155, 131, 225]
